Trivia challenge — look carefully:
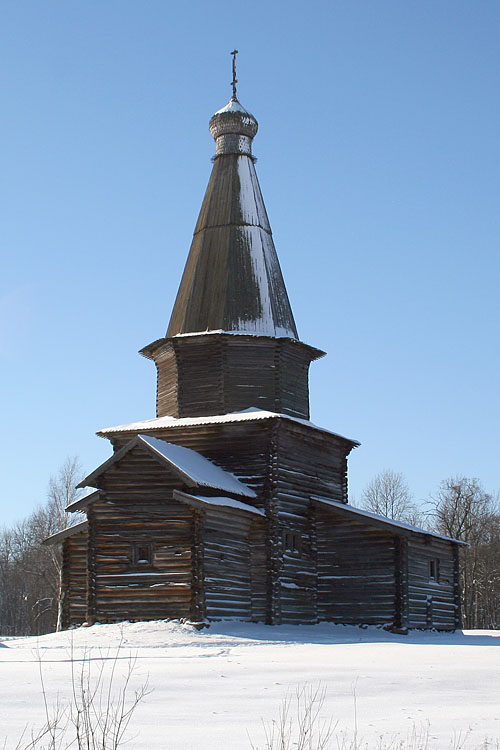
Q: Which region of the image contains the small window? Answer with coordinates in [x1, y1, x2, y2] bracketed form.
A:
[132, 543, 153, 565]
[429, 559, 440, 581]
[283, 531, 302, 556]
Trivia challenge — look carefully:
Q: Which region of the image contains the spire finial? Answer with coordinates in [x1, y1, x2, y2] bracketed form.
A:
[231, 49, 238, 99]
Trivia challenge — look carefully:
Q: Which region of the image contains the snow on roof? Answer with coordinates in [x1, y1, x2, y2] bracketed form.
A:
[42, 520, 88, 546]
[79, 434, 256, 499]
[171, 330, 296, 338]
[214, 98, 251, 115]
[231, 224, 297, 338]
[311, 496, 468, 546]
[237, 155, 270, 230]
[138, 436, 256, 497]
[163, 331, 324, 360]
[173, 490, 264, 516]
[65, 489, 101, 513]
[98, 408, 360, 446]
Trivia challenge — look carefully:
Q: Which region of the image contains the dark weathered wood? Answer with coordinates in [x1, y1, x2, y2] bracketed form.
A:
[61, 529, 88, 629]
[265, 422, 281, 625]
[316, 510, 397, 626]
[394, 537, 409, 630]
[164, 140, 298, 340]
[89, 412, 464, 629]
[141, 334, 321, 420]
[453, 544, 461, 629]
[86, 449, 193, 623]
[203, 507, 259, 620]
[250, 522, 267, 622]
[190, 510, 205, 621]
[407, 538, 457, 630]
[60, 94, 464, 632]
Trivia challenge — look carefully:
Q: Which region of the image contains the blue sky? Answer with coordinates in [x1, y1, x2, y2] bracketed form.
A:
[1, 1, 499, 524]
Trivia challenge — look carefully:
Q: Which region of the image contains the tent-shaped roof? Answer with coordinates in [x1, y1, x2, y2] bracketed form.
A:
[78, 434, 256, 499]
[166, 96, 298, 340]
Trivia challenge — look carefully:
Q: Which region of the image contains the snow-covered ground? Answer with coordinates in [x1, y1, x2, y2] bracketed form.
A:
[1, 621, 499, 749]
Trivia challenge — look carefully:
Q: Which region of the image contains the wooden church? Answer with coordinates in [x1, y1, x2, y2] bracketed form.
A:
[45, 64, 464, 631]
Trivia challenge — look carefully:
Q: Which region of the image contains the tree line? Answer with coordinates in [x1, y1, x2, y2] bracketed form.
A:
[0, 460, 498, 635]
[0, 458, 83, 636]
[359, 469, 500, 629]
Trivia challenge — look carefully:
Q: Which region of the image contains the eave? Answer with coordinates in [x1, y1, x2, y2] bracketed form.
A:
[140, 331, 325, 362]
[42, 521, 88, 546]
[311, 496, 468, 546]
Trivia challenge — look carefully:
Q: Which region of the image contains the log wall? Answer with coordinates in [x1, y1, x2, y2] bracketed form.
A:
[109, 420, 276, 509]
[203, 508, 264, 621]
[407, 538, 458, 630]
[105, 417, 356, 626]
[73, 418, 461, 630]
[87, 448, 193, 623]
[273, 422, 353, 624]
[316, 511, 397, 626]
[61, 530, 88, 629]
[145, 335, 317, 420]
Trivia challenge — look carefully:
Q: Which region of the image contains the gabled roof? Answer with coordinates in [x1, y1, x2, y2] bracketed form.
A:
[165, 97, 298, 341]
[97, 408, 360, 447]
[173, 490, 264, 517]
[311, 496, 468, 546]
[78, 434, 256, 499]
[42, 520, 88, 546]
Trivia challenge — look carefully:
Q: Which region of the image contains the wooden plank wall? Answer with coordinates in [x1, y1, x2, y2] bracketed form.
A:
[273, 422, 353, 624]
[106, 418, 355, 625]
[250, 521, 267, 622]
[278, 342, 312, 419]
[109, 420, 275, 510]
[62, 531, 88, 628]
[150, 335, 313, 420]
[177, 337, 224, 417]
[203, 509, 264, 620]
[277, 422, 349, 508]
[224, 337, 279, 415]
[87, 448, 193, 623]
[316, 511, 397, 625]
[407, 538, 457, 629]
[154, 343, 179, 418]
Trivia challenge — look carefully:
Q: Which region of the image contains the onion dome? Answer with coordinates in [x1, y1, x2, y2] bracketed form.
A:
[209, 98, 258, 156]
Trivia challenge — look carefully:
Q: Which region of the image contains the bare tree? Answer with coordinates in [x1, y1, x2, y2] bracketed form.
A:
[360, 470, 422, 524]
[0, 457, 84, 636]
[429, 476, 500, 629]
[11, 638, 150, 750]
[249, 685, 334, 750]
[46, 456, 85, 530]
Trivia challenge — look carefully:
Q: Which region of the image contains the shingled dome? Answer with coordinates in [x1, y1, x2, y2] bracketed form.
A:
[167, 95, 298, 340]
[209, 97, 258, 145]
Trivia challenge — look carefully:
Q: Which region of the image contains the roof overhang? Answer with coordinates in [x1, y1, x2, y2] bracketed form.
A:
[78, 434, 256, 498]
[140, 332, 325, 363]
[173, 490, 265, 517]
[311, 496, 468, 546]
[42, 521, 88, 546]
[66, 490, 102, 513]
[97, 408, 360, 449]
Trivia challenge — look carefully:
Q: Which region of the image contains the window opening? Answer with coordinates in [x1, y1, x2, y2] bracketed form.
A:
[429, 558, 440, 581]
[132, 543, 153, 565]
[283, 531, 302, 556]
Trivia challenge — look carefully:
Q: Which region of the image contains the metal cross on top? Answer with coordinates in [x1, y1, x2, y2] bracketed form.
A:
[231, 49, 238, 99]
